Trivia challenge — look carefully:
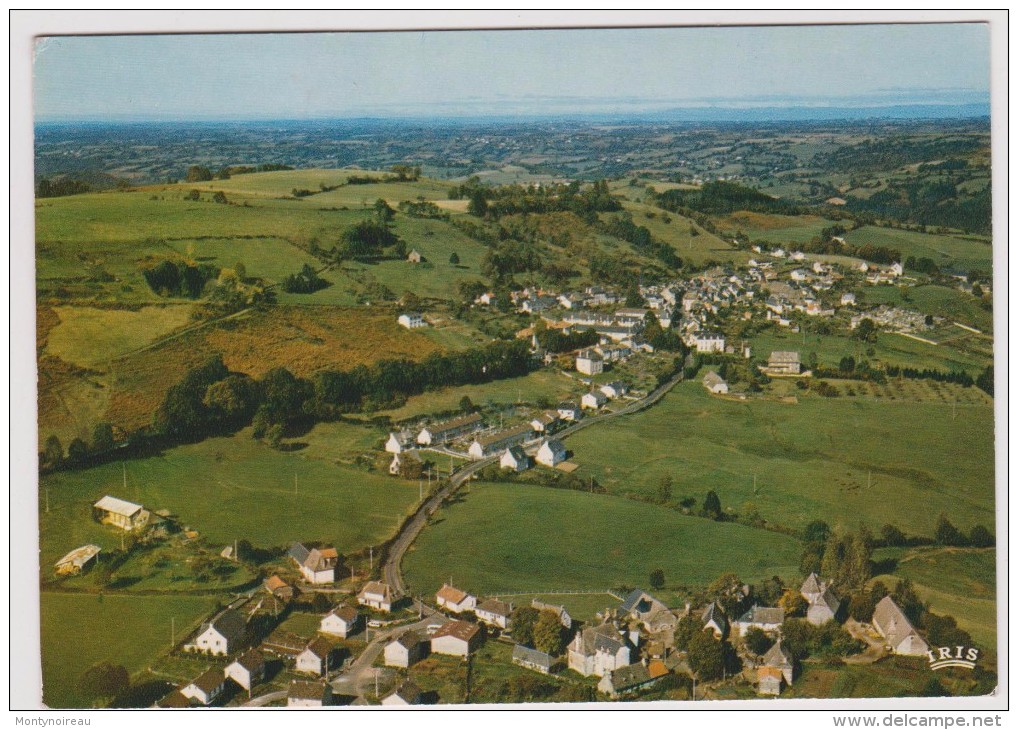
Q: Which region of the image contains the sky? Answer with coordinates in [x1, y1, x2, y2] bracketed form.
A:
[33, 24, 990, 121]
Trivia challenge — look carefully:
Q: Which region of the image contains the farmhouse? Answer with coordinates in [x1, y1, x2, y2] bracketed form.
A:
[431, 620, 482, 657]
[800, 573, 825, 603]
[436, 583, 477, 614]
[300, 547, 339, 584]
[500, 446, 532, 472]
[599, 381, 628, 399]
[513, 644, 554, 674]
[581, 390, 608, 410]
[190, 609, 246, 656]
[475, 599, 513, 629]
[225, 648, 265, 693]
[576, 349, 604, 376]
[702, 602, 729, 638]
[358, 580, 395, 612]
[181, 668, 227, 706]
[320, 605, 361, 638]
[54, 544, 100, 575]
[734, 606, 785, 635]
[287, 679, 331, 708]
[763, 639, 795, 685]
[872, 596, 930, 656]
[295, 636, 336, 676]
[556, 402, 581, 422]
[695, 332, 726, 353]
[93, 495, 148, 531]
[530, 411, 561, 433]
[381, 681, 423, 706]
[806, 586, 841, 626]
[532, 599, 572, 629]
[702, 371, 729, 395]
[385, 631, 430, 668]
[417, 413, 484, 446]
[765, 351, 802, 375]
[568, 623, 632, 678]
[535, 439, 567, 468]
[620, 589, 668, 622]
[397, 312, 426, 330]
[468, 424, 533, 460]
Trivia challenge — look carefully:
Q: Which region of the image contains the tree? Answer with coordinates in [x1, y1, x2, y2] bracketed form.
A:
[649, 568, 665, 590]
[67, 438, 90, 465]
[702, 490, 722, 520]
[673, 613, 701, 651]
[91, 422, 115, 454]
[687, 630, 738, 681]
[42, 434, 63, 469]
[853, 318, 877, 343]
[212, 191, 228, 204]
[969, 524, 994, 548]
[935, 514, 965, 546]
[234, 261, 247, 281]
[532, 610, 566, 655]
[976, 365, 993, 396]
[185, 165, 213, 183]
[743, 626, 774, 656]
[468, 190, 488, 217]
[838, 355, 856, 373]
[511, 606, 540, 646]
[449, 252, 461, 265]
[458, 395, 475, 413]
[881, 524, 907, 547]
[374, 198, 395, 223]
[778, 589, 808, 618]
[657, 474, 673, 504]
[971, 283, 983, 298]
[77, 662, 130, 703]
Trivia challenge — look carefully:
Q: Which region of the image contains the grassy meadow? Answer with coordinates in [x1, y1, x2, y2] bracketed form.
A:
[402, 482, 802, 603]
[563, 382, 995, 537]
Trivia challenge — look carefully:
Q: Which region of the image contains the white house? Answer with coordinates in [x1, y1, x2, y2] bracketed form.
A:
[385, 431, 414, 454]
[224, 648, 265, 694]
[398, 312, 426, 329]
[320, 605, 361, 638]
[381, 681, 423, 706]
[287, 679, 331, 708]
[694, 332, 726, 353]
[475, 599, 512, 630]
[436, 584, 477, 614]
[298, 547, 338, 585]
[417, 413, 484, 446]
[702, 371, 729, 395]
[358, 580, 394, 612]
[181, 668, 227, 706]
[576, 349, 604, 376]
[384, 632, 430, 668]
[530, 411, 560, 434]
[500, 446, 532, 472]
[513, 644, 554, 674]
[872, 596, 929, 656]
[567, 623, 632, 677]
[556, 402, 581, 422]
[190, 609, 246, 656]
[840, 292, 857, 306]
[734, 605, 785, 635]
[93, 495, 149, 531]
[535, 439, 567, 468]
[295, 636, 335, 677]
[599, 381, 628, 399]
[431, 620, 482, 657]
[467, 424, 533, 460]
[581, 391, 608, 410]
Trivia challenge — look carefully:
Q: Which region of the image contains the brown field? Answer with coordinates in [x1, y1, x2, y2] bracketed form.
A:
[719, 211, 827, 231]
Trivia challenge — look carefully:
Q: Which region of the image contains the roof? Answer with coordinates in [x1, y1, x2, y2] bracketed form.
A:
[800, 573, 822, 596]
[475, 423, 533, 448]
[503, 445, 528, 463]
[620, 589, 665, 615]
[389, 681, 422, 704]
[302, 636, 333, 659]
[157, 690, 194, 709]
[208, 609, 246, 642]
[232, 648, 265, 672]
[436, 584, 470, 604]
[584, 390, 607, 402]
[288, 679, 328, 700]
[93, 495, 143, 517]
[432, 620, 480, 643]
[304, 547, 337, 572]
[602, 381, 627, 391]
[769, 351, 801, 364]
[578, 623, 626, 655]
[360, 580, 393, 600]
[606, 663, 652, 691]
[512, 644, 553, 669]
[264, 575, 290, 593]
[737, 605, 785, 626]
[702, 371, 726, 387]
[425, 412, 483, 434]
[328, 605, 359, 623]
[391, 631, 427, 650]
[55, 544, 101, 569]
[701, 602, 728, 630]
[533, 411, 559, 425]
[539, 439, 567, 455]
[189, 668, 225, 694]
[647, 659, 670, 679]
[758, 665, 785, 683]
[812, 586, 841, 614]
[476, 599, 511, 617]
[764, 639, 793, 667]
[288, 542, 310, 565]
[577, 349, 602, 361]
[872, 596, 920, 648]
[557, 401, 579, 411]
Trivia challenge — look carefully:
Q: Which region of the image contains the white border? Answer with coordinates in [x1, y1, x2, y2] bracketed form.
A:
[8, 9, 1008, 723]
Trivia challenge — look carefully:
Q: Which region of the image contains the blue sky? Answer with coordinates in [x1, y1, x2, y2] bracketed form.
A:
[33, 24, 990, 121]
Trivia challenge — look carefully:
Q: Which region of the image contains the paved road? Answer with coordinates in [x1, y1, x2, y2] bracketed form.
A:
[382, 370, 685, 597]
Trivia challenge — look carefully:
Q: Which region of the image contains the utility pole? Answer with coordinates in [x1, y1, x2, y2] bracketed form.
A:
[171, 617, 175, 647]
[45, 489, 49, 514]
[753, 473, 758, 495]
[369, 546, 373, 572]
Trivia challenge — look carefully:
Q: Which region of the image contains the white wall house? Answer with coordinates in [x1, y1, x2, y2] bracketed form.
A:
[576, 349, 604, 375]
[358, 581, 394, 612]
[535, 439, 567, 468]
[398, 312, 426, 329]
[436, 584, 477, 614]
[190, 609, 245, 656]
[320, 606, 360, 638]
[225, 649, 265, 693]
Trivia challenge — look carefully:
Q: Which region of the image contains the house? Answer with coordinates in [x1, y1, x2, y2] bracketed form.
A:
[757, 665, 785, 696]
[532, 599, 572, 629]
[620, 589, 669, 622]
[320, 605, 361, 638]
[841, 292, 857, 306]
[93, 495, 148, 531]
[800, 573, 825, 604]
[599, 381, 628, 399]
[385, 431, 414, 454]
[358, 580, 394, 612]
[530, 411, 560, 433]
[807, 586, 841, 626]
[287, 679, 331, 708]
[431, 620, 482, 657]
[735, 606, 785, 635]
[389, 450, 423, 477]
[436, 583, 477, 614]
[568, 623, 632, 677]
[513, 644, 554, 674]
[694, 332, 726, 353]
[296, 636, 336, 676]
[407, 249, 423, 263]
[598, 660, 668, 698]
[298, 547, 339, 584]
[576, 349, 604, 376]
[475, 599, 512, 629]
[468, 424, 533, 460]
[264, 575, 295, 601]
[762, 639, 795, 684]
[156, 690, 196, 709]
[260, 629, 307, 661]
[766, 351, 802, 375]
[225, 648, 265, 693]
[417, 413, 484, 446]
[181, 668, 227, 706]
[381, 681, 423, 706]
[385, 631, 430, 668]
[701, 602, 729, 638]
[535, 439, 567, 468]
[190, 609, 246, 656]
[54, 544, 101, 575]
[397, 312, 426, 329]
[581, 391, 608, 410]
[500, 446, 531, 472]
[702, 371, 729, 395]
[556, 402, 581, 422]
[872, 596, 929, 656]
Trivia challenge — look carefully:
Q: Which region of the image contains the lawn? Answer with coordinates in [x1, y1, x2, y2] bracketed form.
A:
[403, 482, 802, 603]
[563, 382, 995, 537]
[845, 226, 993, 276]
[620, 200, 754, 266]
[40, 591, 218, 708]
[39, 428, 421, 571]
[45, 305, 195, 368]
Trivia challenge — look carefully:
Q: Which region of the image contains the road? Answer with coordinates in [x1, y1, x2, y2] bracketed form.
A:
[381, 370, 685, 597]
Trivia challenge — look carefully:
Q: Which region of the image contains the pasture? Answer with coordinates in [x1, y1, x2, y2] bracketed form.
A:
[860, 284, 994, 334]
[844, 226, 993, 275]
[402, 482, 803, 604]
[45, 305, 194, 368]
[620, 200, 754, 266]
[563, 382, 995, 537]
[40, 591, 218, 708]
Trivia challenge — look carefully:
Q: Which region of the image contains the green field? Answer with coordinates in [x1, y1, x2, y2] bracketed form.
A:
[563, 382, 994, 537]
[860, 284, 994, 334]
[403, 482, 802, 603]
[621, 200, 754, 266]
[845, 226, 993, 275]
[45, 305, 195, 368]
[491, 593, 622, 624]
[39, 427, 419, 571]
[41, 591, 217, 708]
